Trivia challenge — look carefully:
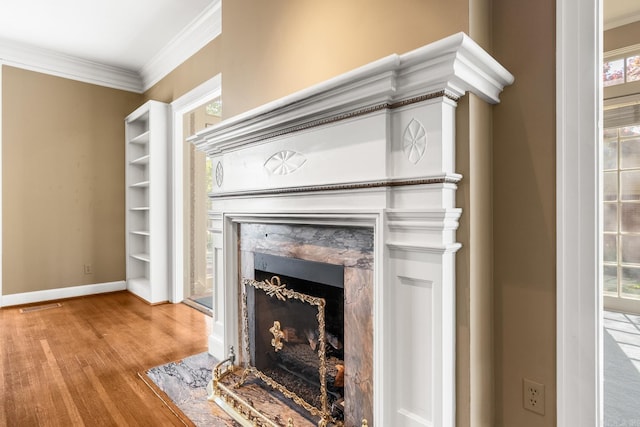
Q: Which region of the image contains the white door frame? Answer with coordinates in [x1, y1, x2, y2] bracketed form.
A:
[556, 0, 602, 425]
[0, 64, 3, 308]
[170, 74, 221, 303]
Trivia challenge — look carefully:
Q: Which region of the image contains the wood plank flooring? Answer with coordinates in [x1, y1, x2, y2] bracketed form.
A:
[0, 291, 211, 426]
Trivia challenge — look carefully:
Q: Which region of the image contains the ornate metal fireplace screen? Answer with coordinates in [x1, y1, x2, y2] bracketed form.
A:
[209, 276, 351, 427]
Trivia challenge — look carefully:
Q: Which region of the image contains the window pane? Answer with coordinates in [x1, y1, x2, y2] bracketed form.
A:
[604, 140, 618, 170]
[604, 58, 625, 86]
[603, 265, 618, 294]
[621, 266, 640, 299]
[604, 171, 618, 201]
[621, 234, 640, 264]
[621, 203, 640, 232]
[621, 170, 640, 200]
[604, 203, 618, 232]
[620, 126, 640, 138]
[604, 128, 618, 139]
[621, 138, 640, 169]
[627, 55, 640, 82]
[604, 234, 617, 263]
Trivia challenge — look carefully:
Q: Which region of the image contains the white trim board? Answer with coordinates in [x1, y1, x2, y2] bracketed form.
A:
[0, 0, 221, 93]
[0, 38, 142, 93]
[1, 281, 127, 307]
[140, 0, 222, 92]
[0, 63, 3, 308]
[169, 73, 222, 303]
[556, 0, 602, 425]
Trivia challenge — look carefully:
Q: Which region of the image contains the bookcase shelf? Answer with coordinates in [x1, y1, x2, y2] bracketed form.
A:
[125, 100, 169, 304]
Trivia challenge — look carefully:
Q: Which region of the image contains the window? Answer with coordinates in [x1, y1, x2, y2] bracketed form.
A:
[603, 124, 640, 299]
[603, 49, 640, 87]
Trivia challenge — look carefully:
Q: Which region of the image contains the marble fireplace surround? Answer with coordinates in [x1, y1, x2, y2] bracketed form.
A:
[190, 33, 512, 427]
[240, 222, 374, 425]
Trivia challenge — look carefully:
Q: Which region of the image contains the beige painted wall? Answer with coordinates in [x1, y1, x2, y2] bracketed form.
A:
[604, 20, 640, 52]
[603, 22, 640, 100]
[492, 0, 556, 426]
[144, 1, 558, 426]
[146, 0, 469, 115]
[2, 66, 142, 294]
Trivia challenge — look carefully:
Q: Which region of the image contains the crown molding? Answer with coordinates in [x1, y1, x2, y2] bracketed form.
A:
[139, 0, 222, 92]
[0, 38, 143, 92]
[190, 32, 514, 155]
[0, 0, 222, 94]
[604, 12, 640, 32]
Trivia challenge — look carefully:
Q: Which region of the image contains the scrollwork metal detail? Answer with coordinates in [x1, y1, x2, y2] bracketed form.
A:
[210, 275, 341, 427]
[269, 321, 285, 352]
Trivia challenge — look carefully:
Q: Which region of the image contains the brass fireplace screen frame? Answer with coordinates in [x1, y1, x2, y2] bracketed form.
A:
[209, 276, 345, 427]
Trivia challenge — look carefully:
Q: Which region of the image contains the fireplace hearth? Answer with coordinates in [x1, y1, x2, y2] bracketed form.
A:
[193, 33, 512, 426]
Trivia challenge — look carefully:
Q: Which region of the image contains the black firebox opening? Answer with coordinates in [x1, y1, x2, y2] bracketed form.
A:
[248, 253, 345, 415]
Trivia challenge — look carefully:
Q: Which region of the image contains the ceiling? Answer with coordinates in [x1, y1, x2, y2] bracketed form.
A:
[0, 1, 636, 91]
[0, 0, 213, 70]
[604, 0, 640, 30]
[0, 0, 220, 92]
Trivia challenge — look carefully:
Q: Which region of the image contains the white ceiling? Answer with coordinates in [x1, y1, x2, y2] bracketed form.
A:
[604, 0, 640, 30]
[0, 0, 220, 92]
[0, 0, 213, 70]
[0, 1, 636, 91]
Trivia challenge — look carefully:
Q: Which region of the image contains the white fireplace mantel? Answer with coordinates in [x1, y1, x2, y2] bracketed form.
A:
[189, 32, 512, 427]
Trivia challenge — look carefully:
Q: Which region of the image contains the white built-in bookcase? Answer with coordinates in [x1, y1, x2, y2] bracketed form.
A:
[125, 100, 169, 304]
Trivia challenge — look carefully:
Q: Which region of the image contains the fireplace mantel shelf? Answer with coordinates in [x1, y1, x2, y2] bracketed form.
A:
[192, 32, 512, 427]
[189, 32, 513, 155]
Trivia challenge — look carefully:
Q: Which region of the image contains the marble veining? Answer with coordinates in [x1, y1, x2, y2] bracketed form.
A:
[240, 223, 374, 270]
[238, 222, 375, 425]
[146, 352, 238, 426]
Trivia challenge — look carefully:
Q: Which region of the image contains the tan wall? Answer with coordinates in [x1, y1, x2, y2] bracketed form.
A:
[146, 0, 469, 113]
[604, 20, 640, 52]
[492, 0, 557, 426]
[144, 1, 558, 426]
[603, 22, 640, 100]
[2, 66, 142, 294]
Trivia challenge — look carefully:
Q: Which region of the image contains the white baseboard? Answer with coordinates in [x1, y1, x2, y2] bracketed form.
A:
[0, 281, 126, 307]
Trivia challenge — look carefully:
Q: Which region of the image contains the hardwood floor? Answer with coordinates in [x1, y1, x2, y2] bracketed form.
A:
[0, 291, 211, 426]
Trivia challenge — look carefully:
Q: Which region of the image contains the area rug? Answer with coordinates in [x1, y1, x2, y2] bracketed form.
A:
[140, 352, 239, 427]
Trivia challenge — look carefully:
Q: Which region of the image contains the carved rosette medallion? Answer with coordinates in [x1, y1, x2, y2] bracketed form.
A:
[215, 161, 223, 187]
[403, 119, 427, 164]
[264, 150, 307, 175]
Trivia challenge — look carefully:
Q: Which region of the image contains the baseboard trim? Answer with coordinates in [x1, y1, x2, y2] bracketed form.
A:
[1, 281, 127, 307]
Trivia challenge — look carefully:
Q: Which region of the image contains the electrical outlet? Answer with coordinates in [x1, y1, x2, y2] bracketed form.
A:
[523, 378, 545, 415]
[84, 264, 92, 275]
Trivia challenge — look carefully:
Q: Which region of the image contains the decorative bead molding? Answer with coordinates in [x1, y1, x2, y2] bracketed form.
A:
[190, 32, 514, 155]
[207, 175, 462, 199]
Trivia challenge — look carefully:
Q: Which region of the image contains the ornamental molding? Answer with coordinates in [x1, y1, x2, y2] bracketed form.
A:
[207, 175, 462, 199]
[264, 150, 307, 175]
[190, 32, 514, 155]
[403, 118, 427, 164]
[0, 0, 221, 93]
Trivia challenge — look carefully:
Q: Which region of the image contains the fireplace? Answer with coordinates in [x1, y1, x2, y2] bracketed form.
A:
[250, 254, 346, 416]
[190, 33, 512, 426]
